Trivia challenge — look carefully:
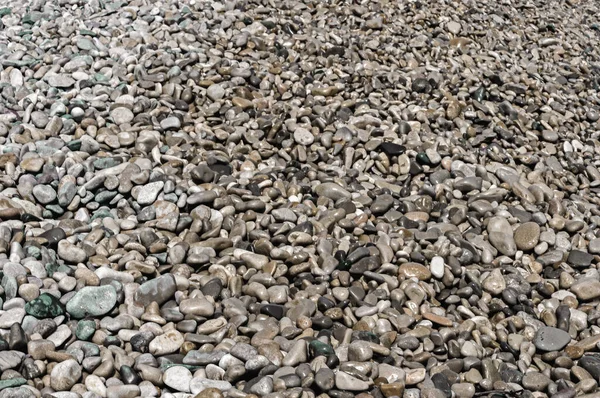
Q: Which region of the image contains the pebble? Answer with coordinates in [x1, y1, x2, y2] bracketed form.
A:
[163, 366, 193, 392]
[50, 359, 81, 391]
[293, 127, 314, 145]
[514, 222, 541, 251]
[430, 256, 445, 279]
[533, 326, 572, 351]
[110, 108, 134, 125]
[66, 285, 118, 318]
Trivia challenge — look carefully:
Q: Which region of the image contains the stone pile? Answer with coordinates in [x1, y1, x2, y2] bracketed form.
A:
[0, 0, 599, 397]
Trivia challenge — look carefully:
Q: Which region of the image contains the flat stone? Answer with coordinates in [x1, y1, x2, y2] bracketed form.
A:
[488, 231, 517, 256]
[0, 351, 24, 371]
[567, 250, 594, 268]
[398, 263, 431, 280]
[160, 116, 181, 130]
[430, 256, 445, 279]
[533, 327, 572, 351]
[378, 142, 406, 156]
[522, 371, 551, 391]
[47, 74, 75, 88]
[447, 21, 461, 34]
[336, 371, 370, 391]
[315, 368, 335, 391]
[190, 379, 233, 395]
[348, 341, 373, 361]
[571, 279, 600, 301]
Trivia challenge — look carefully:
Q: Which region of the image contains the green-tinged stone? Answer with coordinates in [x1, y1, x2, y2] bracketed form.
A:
[355, 331, 379, 343]
[0, 378, 27, 390]
[46, 205, 65, 216]
[2, 275, 17, 300]
[22, 12, 43, 25]
[46, 261, 70, 277]
[66, 140, 82, 151]
[76, 38, 97, 51]
[309, 340, 334, 357]
[416, 152, 431, 165]
[37, 145, 59, 157]
[75, 320, 96, 340]
[337, 260, 351, 271]
[2, 59, 39, 67]
[95, 190, 118, 203]
[94, 73, 109, 82]
[25, 293, 65, 319]
[93, 157, 121, 170]
[163, 193, 178, 203]
[70, 99, 86, 107]
[90, 208, 114, 221]
[26, 245, 41, 259]
[0, 336, 7, 351]
[66, 285, 118, 319]
[150, 252, 168, 263]
[79, 29, 97, 37]
[79, 342, 100, 357]
[0, 7, 11, 16]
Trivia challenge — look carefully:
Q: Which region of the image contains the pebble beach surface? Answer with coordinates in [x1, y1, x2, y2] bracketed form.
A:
[0, 0, 600, 397]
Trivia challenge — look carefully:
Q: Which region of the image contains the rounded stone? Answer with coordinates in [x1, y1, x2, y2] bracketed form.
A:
[163, 366, 193, 393]
[66, 285, 118, 319]
[533, 327, 572, 352]
[32, 185, 56, 205]
[50, 359, 82, 391]
[514, 222, 541, 251]
[294, 128, 314, 145]
[110, 107, 134, 124]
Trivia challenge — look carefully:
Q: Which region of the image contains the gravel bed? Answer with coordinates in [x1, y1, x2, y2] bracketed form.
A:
[0, 0, 600, 397]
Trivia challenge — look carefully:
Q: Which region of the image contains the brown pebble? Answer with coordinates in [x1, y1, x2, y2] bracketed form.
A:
[194, 388, 225, 398]
[423, 312, 454, 327]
